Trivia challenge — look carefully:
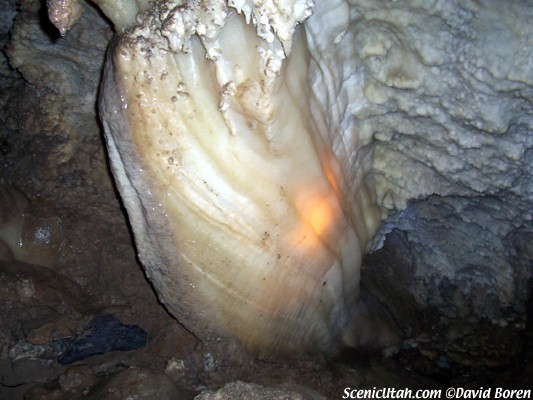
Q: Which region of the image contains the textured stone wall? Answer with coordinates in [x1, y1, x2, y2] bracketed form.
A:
[335, 0, 533, 368]
[3, 0, 113, 199]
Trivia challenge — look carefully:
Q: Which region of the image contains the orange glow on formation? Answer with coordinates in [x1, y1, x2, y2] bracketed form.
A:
[304, 156, 342, 237]
[323, 158, 340, 196]
[286, 191, 338, 257]
[307, 195, 335, 236]
[287, 157, 343, 254]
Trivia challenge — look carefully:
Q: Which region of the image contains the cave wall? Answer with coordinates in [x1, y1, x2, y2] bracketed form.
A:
[304, 0, 533, 369]
[4, 0, 113, 198]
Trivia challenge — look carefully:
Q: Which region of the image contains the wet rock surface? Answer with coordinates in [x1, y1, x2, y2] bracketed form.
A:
[0, 0, 531, 399]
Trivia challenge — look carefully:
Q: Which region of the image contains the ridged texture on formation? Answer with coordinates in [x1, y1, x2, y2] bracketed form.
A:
[96, 0, 380, 356]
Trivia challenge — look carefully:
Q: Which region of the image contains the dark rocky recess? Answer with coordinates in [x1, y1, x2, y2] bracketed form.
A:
[0, 0, 531, 399]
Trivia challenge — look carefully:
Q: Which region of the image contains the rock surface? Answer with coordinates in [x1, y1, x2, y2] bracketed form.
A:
[339, 0, 533, 215]
[4, 0, 113, 199]
[194, 381, 326, 400]
[336, 0, 533, 374]
[365, 195, 532, 367]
